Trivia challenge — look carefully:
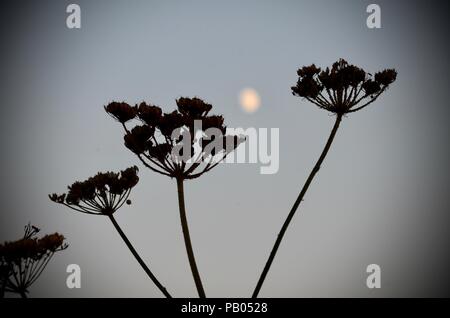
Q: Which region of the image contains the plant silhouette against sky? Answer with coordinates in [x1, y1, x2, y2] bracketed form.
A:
[0, 224, 67, 298]
[105, 97, 245, 298]
[43, 58, 397, 298]
[252, 59, 397, 297]
[50, 166, 172, 298]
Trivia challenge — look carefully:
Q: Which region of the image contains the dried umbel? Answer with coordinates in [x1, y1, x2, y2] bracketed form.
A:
[105, 102, 138, 123]
[0, 224, 67, 298]
[291, 58, 397, 114]
[50, 167, 171, 298]
[253, 59, 397, 298]
[105, 97, 245, 180]
[49, 166, 139, 215]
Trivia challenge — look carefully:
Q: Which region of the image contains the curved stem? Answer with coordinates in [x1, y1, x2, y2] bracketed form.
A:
[252, 114, 343, 298]
[176, 178, 206, 298]
[108, 215, 172, 298]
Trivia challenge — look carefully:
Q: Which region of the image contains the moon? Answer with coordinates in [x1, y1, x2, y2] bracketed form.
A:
[239, 88, 261, 113]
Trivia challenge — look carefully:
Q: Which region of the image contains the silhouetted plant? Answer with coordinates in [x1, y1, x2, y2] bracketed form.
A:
[105, 97, 245, 298]
[49, 166, 172, 298]
[252, 59, 397, 297]
[0, 224, 67, 298]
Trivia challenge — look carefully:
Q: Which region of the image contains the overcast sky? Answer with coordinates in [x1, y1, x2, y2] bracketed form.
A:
[1, 0, 449, 297]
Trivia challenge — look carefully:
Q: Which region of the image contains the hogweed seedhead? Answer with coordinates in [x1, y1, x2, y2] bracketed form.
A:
[291, 58, 397, 115]
[105, 97, 245, 180]
[49, 166, 139, 215]
[0, 224, 67, 296]
[104, 102, 138, 123]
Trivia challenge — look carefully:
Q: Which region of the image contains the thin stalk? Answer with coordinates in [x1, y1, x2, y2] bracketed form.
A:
[108, 214, 172, 298]
[252, 114, 343, 298]
[0, 279, 5, 298]
[176, 178, 206, 298]
[19, 289, 27, 298]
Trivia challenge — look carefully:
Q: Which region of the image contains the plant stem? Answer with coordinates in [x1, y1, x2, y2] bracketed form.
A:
[108, 214, 172, 298]
[176, 178, 206, 298]
[19, 290, 27, 298]
[0, 276, 6, 298]
[252, 114, 343, 298]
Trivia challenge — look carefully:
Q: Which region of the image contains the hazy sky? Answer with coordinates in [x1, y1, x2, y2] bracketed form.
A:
[1, 0, 449, 297]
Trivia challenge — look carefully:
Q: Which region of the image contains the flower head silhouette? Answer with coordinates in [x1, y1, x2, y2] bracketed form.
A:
[106, 97, 245, 298]
[105, 102, 138, 123]
[291, 58, 397, 114]
[49, 166, 139, 215]
[106, 97, 245, 181]
[50, 167, 172, 298]
[0, 224, 67, 298]
[253, 59, 397, 298]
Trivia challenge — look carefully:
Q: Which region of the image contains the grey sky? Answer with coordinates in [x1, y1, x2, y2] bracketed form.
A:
[1, 0, 449, 297]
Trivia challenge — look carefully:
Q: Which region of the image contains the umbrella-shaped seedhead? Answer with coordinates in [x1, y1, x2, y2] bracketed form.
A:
[104, 102, 138, 123]
[49, 166, 139, 215]
[291, 58, 397, 114]
[0, 224, 67, 295]
[105, 97, 245, 180]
